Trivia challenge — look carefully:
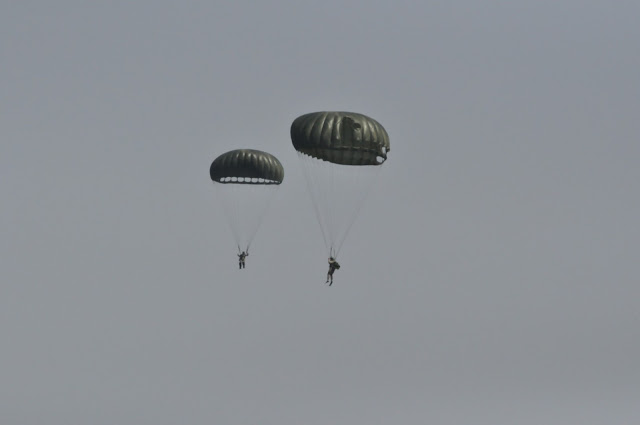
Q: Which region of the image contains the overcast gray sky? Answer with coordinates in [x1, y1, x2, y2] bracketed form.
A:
[2, 1, 639, 424]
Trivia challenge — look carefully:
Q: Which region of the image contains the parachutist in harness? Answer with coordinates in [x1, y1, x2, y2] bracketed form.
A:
[210, 150, 284, 269]
[291, 112, 389, 282]
[326, 257, 340, 285]
[238, 251, 248, 269]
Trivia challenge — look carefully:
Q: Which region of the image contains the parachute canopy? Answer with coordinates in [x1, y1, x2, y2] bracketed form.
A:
[291, 111, 390, 166]
[291, 111, 390, 258]
[210, 149, 284, 184]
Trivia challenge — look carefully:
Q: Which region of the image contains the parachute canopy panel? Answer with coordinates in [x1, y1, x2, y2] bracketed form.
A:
[290, 111, 390, 166]
[210, 149, 284, 184]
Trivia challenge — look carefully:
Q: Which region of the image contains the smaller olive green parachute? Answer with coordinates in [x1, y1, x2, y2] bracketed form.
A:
[210, 149, 284, 184]
[291, 111, 390, 166]
[209, 149, 284, 253]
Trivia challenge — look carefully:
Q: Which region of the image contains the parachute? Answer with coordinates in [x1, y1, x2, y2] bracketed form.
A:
[209, 149, 284, 253]
[291, 111, 390, 258]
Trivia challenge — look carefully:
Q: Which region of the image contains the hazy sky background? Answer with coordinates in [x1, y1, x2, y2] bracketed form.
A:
[2, 1, 639, 424]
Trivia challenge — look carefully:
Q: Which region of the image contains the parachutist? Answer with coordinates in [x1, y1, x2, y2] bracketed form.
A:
[238, 251, 248, 269]
[326, 257, 340, 285]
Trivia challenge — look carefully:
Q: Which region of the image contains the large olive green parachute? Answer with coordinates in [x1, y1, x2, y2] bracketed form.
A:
[291, 111, 390, 166]
[209, 149, 284, 254]
[210, 149, 284, 184]
[291, 111, 390, 258]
